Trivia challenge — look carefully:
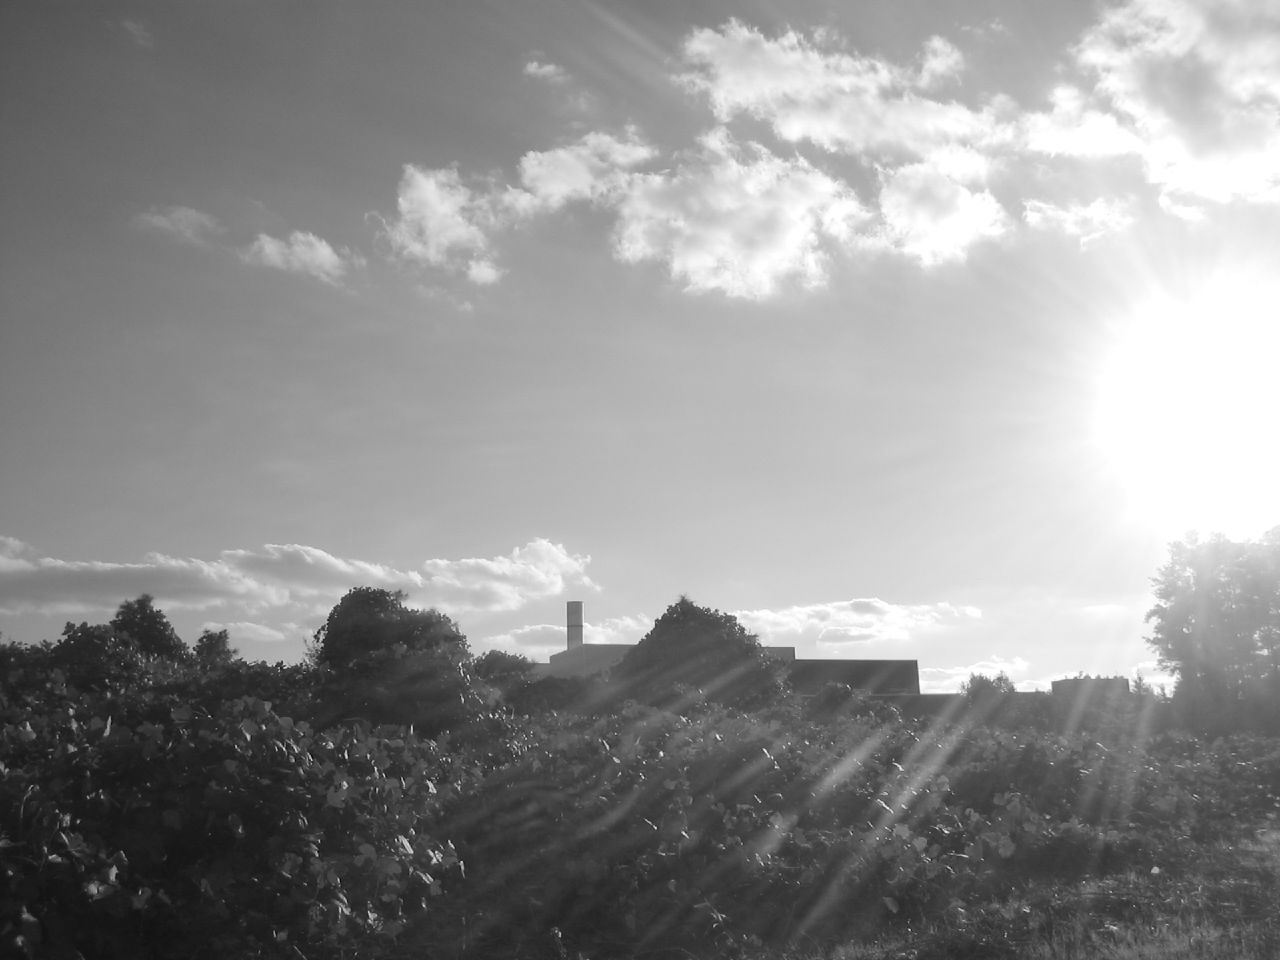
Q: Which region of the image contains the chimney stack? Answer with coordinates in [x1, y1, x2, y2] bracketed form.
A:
[566, 600, 583, 650]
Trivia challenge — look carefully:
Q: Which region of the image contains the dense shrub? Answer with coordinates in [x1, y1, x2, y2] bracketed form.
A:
[612, 597, 787, 710]
[1, 694, 466, 959]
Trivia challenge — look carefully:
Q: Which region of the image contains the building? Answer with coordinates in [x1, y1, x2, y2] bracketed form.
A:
[535, 601, 920, 695]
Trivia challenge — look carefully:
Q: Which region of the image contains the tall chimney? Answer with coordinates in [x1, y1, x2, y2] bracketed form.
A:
[566, 600, 583, 650]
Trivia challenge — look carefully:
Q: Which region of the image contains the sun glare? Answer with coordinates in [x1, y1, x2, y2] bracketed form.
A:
[1094, 273, 1280, 539]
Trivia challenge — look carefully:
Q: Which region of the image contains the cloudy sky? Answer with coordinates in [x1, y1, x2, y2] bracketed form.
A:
[3, 0, 1278, 691]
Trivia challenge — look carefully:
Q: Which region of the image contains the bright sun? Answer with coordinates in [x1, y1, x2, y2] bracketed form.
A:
[1094, 272, 1280, 539]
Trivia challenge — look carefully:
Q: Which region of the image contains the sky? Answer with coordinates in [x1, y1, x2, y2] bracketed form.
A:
[2, 0, 1279, 692]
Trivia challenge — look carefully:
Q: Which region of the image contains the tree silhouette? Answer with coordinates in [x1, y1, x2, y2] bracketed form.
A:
[110, 594, 186, 659]
[614, 596, 785, 709]
[312, 587, 467, 670]
[1146, 529, 1280, 731]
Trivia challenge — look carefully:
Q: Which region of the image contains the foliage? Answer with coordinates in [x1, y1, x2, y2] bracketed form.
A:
[471, 650, 535, 702]
[1, 687, 468, 959]
[312, 587, 467, 671]
[1147, 529, 1280, 733]
[110, 594, 188, 660]
[612, 596, 787, 709]
[6, 587, 1280, 960]
[194, 628, 238, 667]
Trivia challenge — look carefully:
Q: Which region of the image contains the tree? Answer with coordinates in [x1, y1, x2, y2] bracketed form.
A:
[961, 672, 1017, 702]
[311, 587, 481, 733]
[50, 622, 148, 691]
[1146, 529, 1280, 732]
[110, 594, 187, 659]
[312, 587, 467, 670]
[194, 628, 239, 667]
[472, 650, 535, 698]
[613, 596, 786, 709]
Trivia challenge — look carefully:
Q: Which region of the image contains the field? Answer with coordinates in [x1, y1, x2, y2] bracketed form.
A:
[4, 661, 1279, 960]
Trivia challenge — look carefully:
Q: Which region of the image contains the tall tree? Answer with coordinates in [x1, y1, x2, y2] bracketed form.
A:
[312, 587, 467, 670]
[1146, 529, 1280, 730]
[614, 596, 785, 708]
[194, 627, 239, 666]
[110, 594, 187, 659]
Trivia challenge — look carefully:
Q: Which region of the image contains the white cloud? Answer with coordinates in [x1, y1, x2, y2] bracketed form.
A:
[613, 128, 871, 298]
[524, 60, 569, 83]
[917, 36, 965, 90]
[1023, 196, 1136, 245]
[1073, 0, 1280, 204]
[0, 548, 283, 616]
[242, 231, 361, 285]
[876, 161, 1009, 265]
[122, 19, 154, 49]
[735, 598, 981, 646]
[382, 166, 514, 283]
[518, 128, 656, 210]
[679, 20, 1012, 158]
[0, 537, 594, 618]
[420, 539, 597, 613]
[1022, 85, 1146, 158]
[133, 205, 223, 245]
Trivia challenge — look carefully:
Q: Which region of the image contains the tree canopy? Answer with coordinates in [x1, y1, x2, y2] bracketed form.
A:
[1146, 528, 1280, 731]
[312, 587, 467, 670]
[110, 593, 187, 659]
[613, 596, 784, 708]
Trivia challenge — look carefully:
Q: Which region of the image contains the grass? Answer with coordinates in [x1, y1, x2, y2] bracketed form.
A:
[747, 826, 1280, 960]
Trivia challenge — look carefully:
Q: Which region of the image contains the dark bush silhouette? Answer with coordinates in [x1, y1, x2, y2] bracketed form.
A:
[612, 596, 786, 709]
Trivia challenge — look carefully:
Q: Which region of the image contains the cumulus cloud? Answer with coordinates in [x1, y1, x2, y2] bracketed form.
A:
[734, 598, 981, 646]
[242, 231, 361, 285]
[518, 128, 656, 210]
[916, 36, 965, 90]
[679, 20, 1012, 158]
[875, 161, 1009, 265]
[524, 60, 569, 83]
[0, 537, 594, 618]
[1073, 0, 1280, 204]
[1022, 85, 1146, 158]
[381, 166, 515, 284]
[133, 205, 223, 245]
[1023, 196, 1136, 245]
[420, 539, 597, 613]
[613, 128, 871, 297]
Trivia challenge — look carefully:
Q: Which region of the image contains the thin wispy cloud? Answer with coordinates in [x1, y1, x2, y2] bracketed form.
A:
[241, 231, 362, 285]
[735, 598, 981, 647]
[1023, 196, 1136, 246]
[133, 205, 223, 245]
[122, 19, 154, 49]
[0, 537, 595, 618]
[679, 20, 1014, 158]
